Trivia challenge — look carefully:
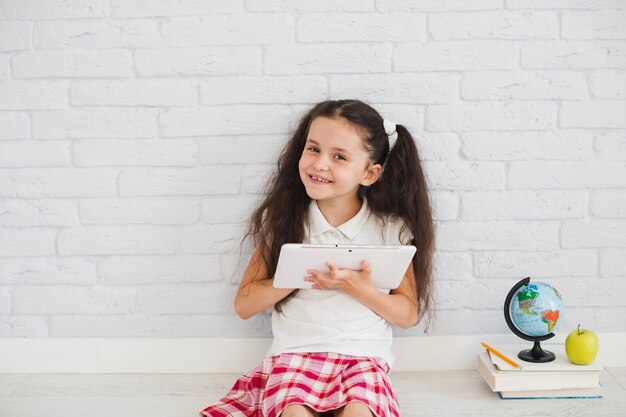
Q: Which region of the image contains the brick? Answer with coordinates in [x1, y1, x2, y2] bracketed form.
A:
[0, 0, 108, 19]
[601, 249, 626, 277]
[0, 53, 9, 80]
[0, 200, 76, 227]
[556, 279, 626, 307]
[246, 0, 370, 12]
[433, 252, 473, 281]
[430, 11, 557, 40]
[431, 191, 459, 221]
[461, 191, 587, 220]
[242, 164, 275, 194]
[0, 229, 56, 257]
[437, 221, 559, 251]
[34, 19, 159, 49]
[562, 220, 626, 248]
[58, 226, 180, 255]
[508, 0, 626, 9]
[589, 70, 626, 99]
[119, 167, 241, 197]
[461, 131, 593, 160]
[73, 139, 197, 166]
[202, 196, 260, 224]
[0, 288, 10, 314]
[79, 198, 200, 225]
[162, 15, 294, 46]
[0, 81, 68, 110]
[12, 286, 136, 314]
[562, 10, 626, 39]
[0, 112, 29, 139]
[201, 76, 327, 104]
[265, 43, 391, 74]
[99, 255, 221, 285]
[475, 250, 598, 279]
[12, 50, 133, 78]
[461, 71, 586, 100]
[198, 135, 285, 164]
[394, 41, 517, 71]
[559, 307, 626, 334]
[110, 0, 241, 18]
[72, 79, 197, 107]
[509, 161, 626, 189]
[596, 132, 626, 160]
[135, 47, 261, 76]
[180, 223, 246, 254]
[436, 280, 514, 309]
[413, 133, 460, 161]
[427, 310, 506, 334]
[329, 74, 457, 104]
[522, 41, 626, 69]
[50, 314, 272, 337]
[425, 162, 505, 190]
[138, 284, 236, 314]
[32, 108, 158, 139]
[0, 258, 95, 285]
[591, 191, 626, 218]
[160, 105, 291, 137]
[561, 101, 626, 128]
[426, 102, 556, 131]
[377, 0, 502, 11]
[0, 168, 116, 198]
[0, 141, 70, 167]
[0, 316, 48, 337]
[298, 13, 426, 42]
[0, 21, 32, 51]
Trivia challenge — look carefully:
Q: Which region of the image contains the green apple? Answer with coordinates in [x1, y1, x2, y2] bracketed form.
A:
[565, 324, 599, 365]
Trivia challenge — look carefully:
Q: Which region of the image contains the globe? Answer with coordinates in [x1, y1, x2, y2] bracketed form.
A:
[504, 277, 564, 363]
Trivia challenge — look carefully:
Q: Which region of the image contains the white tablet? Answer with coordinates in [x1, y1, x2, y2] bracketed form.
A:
[273, 244, 416, 290]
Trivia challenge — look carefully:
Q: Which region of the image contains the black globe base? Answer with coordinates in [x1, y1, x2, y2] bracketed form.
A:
[518, 340, 555, 363]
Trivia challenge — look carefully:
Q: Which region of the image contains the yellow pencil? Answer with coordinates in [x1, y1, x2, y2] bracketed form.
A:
[481, 342, 520, 369]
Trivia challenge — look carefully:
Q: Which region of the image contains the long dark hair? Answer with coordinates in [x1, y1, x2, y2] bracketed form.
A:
[244, 99, 435, 327]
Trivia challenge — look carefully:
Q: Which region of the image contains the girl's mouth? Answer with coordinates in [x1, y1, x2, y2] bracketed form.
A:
[309, 175, 332, 184]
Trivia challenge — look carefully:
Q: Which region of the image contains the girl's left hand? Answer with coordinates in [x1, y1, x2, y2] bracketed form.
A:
[304, 260, 376, 298]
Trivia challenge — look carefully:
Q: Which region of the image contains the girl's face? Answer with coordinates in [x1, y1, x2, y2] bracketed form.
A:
[298, 116, 381, 207]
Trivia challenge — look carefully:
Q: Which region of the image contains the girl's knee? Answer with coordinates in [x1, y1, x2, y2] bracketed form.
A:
[281, 404, 318, 417]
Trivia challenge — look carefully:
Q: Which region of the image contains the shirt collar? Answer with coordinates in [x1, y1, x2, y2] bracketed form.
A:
[308, 199, 370, 240]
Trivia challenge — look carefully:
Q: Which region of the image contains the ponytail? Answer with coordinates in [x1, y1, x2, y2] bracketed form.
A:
[367, 125, 435, 329]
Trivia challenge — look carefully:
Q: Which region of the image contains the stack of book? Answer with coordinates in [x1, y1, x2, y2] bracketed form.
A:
[477, 343, 603, 399]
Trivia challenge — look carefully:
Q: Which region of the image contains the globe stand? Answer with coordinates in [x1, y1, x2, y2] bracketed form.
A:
[504, 277, 557, 363]
[518, 340, 555, 363]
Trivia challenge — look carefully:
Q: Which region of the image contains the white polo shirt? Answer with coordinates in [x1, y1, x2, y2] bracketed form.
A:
[267, 198, 413, 368]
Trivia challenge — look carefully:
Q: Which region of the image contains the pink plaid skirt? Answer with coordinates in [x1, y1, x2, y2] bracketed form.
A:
[200, 352, 400, 417]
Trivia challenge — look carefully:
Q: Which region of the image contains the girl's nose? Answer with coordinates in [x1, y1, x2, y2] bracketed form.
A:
[313, 155, 329, 171]
[313, 161, 329, 171]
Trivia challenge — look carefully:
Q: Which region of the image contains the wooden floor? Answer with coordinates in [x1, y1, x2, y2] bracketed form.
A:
[1, 369, 625, 417]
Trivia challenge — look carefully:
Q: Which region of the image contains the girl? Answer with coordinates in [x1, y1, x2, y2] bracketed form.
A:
[201, 99, 434, 417]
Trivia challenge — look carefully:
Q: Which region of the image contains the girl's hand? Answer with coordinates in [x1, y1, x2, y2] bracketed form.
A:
[304, 260, 377, 298]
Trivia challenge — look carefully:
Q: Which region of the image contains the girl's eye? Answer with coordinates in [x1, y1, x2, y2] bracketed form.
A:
[334, 154, 347, 161]
[307, 146, 319, 153]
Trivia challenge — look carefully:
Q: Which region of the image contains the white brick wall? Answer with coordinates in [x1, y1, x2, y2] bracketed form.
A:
[0, 1, 625, 339]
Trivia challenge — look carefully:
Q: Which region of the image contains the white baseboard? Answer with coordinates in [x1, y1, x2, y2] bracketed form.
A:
[0, 333, 624, 373]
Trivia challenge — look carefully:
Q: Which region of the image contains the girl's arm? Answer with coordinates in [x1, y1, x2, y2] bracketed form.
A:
[305, 261, 419, 329]
[234, 247, 294, 320]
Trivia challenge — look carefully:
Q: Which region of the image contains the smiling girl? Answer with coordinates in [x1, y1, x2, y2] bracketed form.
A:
[201, 99, 435, 417]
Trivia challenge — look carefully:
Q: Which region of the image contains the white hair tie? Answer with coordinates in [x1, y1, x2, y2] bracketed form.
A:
[383, 119, 396, 136]
[383, 119, 397, 150]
